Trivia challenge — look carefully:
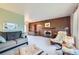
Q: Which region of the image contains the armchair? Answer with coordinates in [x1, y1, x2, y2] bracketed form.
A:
[50, 31, 67, 44]
[49, 31, 79, 55]
[49, 31, 67, 52]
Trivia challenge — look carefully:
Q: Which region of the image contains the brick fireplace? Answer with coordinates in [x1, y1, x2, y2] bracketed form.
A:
[43, 28, 58, 38]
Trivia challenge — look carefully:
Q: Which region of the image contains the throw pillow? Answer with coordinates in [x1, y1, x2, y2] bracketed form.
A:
[0, 36, 6, 43]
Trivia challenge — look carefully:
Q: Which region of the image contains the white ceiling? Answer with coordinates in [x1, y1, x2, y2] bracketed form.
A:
[0, 3, 77, 22]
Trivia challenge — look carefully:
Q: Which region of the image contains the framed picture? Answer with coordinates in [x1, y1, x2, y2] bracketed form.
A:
[3, 22, 18, 31]
[45, 22, 50, 27]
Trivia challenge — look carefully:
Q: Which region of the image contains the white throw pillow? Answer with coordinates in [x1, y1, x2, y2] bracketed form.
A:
[0, 36, 6, 43]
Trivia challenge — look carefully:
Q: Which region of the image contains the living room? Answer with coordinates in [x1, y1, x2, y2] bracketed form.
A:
[0, 3, 79, 55]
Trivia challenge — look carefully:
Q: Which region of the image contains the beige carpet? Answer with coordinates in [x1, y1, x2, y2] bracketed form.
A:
[27, 35, 63, 55]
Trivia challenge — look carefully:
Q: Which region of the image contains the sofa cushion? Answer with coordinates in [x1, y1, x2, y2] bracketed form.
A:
[7, 31, 22, 41]
[1, 47, 18, 55]
[0, 31, 22, 41]
[1, 44, 27, 55]
[0, 36, 6, 43]
[0, 40, 16, 52]
[0, 32, 7, 40]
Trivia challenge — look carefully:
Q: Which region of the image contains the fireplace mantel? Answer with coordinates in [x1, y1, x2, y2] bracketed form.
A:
[43, 27, 56, 29]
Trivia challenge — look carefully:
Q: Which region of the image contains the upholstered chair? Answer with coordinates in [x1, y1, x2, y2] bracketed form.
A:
[50, 31, 67, 44]
[49, 31, 67, 53]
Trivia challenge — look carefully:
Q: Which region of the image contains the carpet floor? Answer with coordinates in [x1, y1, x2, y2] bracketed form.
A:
[27, 35, 63, 55]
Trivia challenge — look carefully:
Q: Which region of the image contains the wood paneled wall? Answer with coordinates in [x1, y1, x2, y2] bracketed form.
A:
[28, 16, 71, 36]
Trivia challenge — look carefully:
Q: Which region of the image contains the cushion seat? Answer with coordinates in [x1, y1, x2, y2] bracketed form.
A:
[0, 40, 16, 52]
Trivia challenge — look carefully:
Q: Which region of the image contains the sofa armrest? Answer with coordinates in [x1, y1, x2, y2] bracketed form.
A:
[15, 38, 28, 45]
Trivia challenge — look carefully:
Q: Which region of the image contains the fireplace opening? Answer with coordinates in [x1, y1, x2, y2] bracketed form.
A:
[46, 32, 51, 35]
[44, 31, 52, 37]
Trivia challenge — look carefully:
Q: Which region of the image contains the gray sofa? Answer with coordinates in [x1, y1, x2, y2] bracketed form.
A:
[0, 38, 28, 55]
[0, 31, 28, 55]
